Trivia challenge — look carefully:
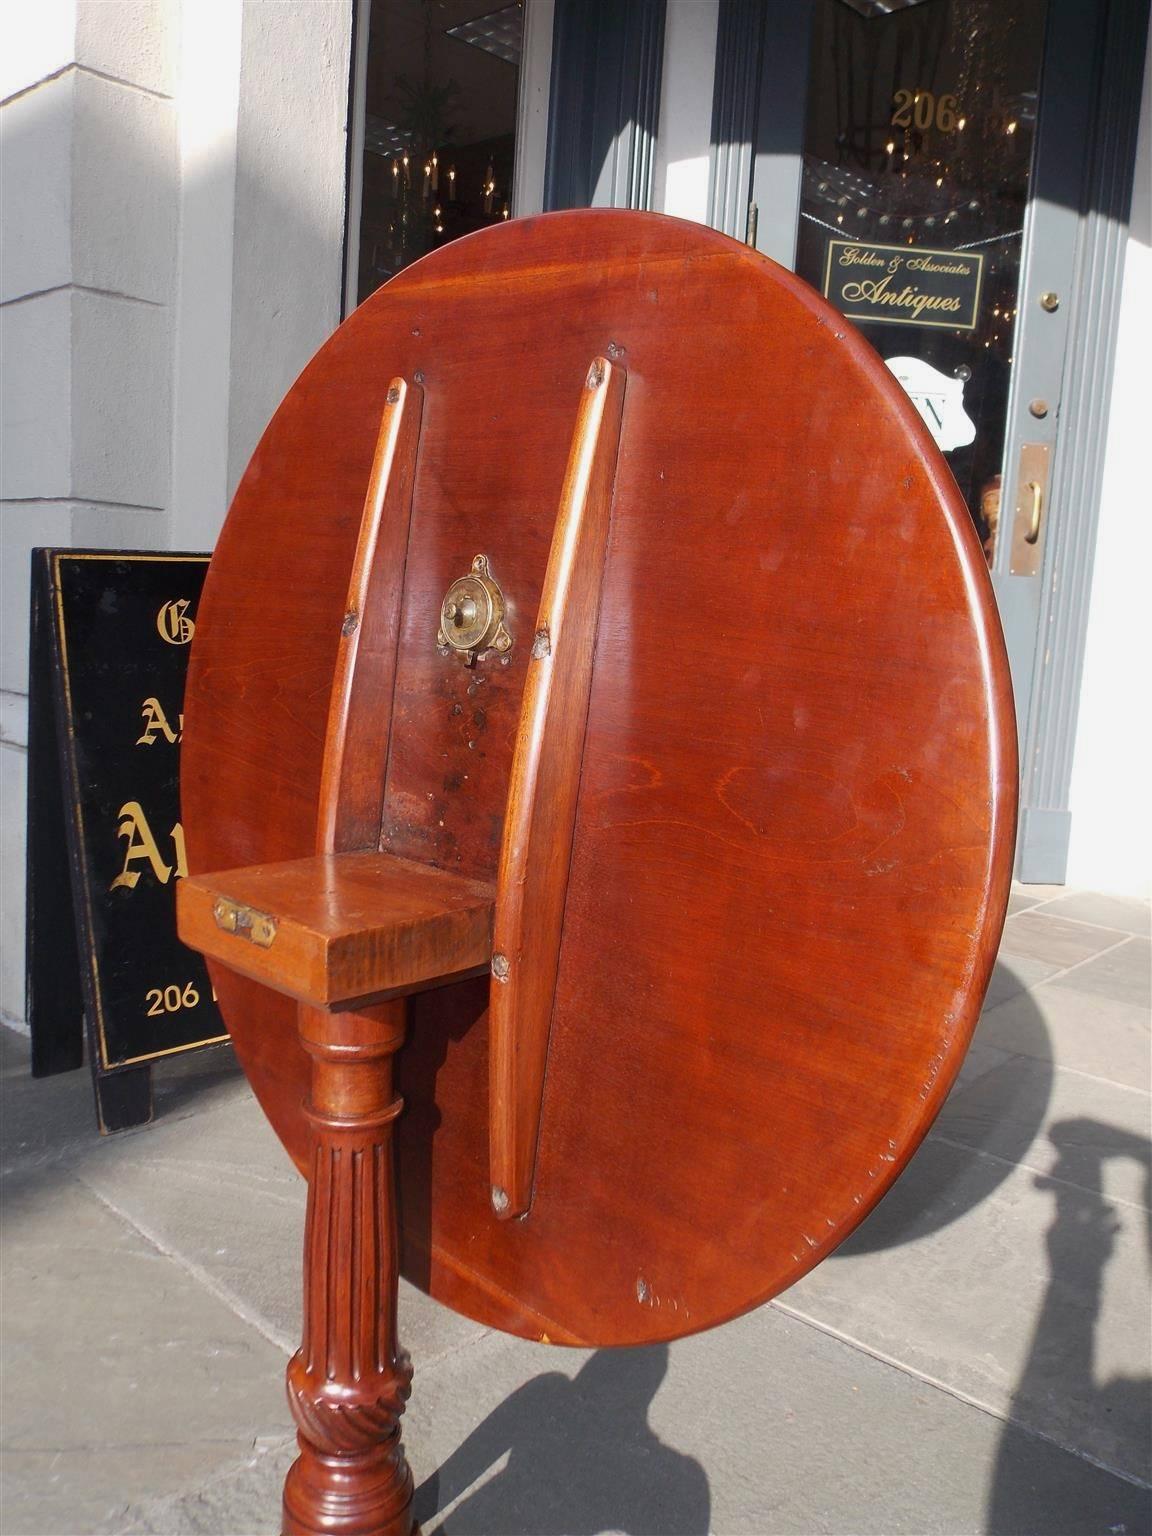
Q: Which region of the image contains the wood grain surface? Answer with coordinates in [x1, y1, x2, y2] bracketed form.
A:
[181, 209, 1017, 1348]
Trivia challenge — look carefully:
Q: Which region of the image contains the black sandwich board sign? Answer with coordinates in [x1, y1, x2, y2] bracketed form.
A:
[27, 550, 228, 1132]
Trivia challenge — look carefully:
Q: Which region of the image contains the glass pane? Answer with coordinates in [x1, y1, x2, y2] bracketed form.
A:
[794, 0, 1048, 563]
[356, 0, 523, 306]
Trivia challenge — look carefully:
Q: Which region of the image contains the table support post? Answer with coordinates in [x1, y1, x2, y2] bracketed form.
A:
[283, 1000, 415, 1536]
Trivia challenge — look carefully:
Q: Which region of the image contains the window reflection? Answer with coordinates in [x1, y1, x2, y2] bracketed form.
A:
[356, 0, 523, 305]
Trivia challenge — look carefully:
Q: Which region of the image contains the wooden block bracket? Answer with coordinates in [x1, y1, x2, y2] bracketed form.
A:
[177, 850, 494, 1011]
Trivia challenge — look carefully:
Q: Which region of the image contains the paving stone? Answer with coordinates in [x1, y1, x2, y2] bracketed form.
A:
[69, 1077, 488, 1369]
[70, 1092, 306, 1355]
[1035, 892, 1151, 938]
[782, 1136, 1152, 1484]
[0, 1168, 289, 1535]
[982, 955, 1061, 1010]
[400, 1298, 1151, 1536]
[934, 1052, 1150, 1210]
[0, 1033, 247, 1177]
[1051, 937, 1152, 1011]
[951, 1038, 1015, 1093]
[979, 984, 1151, 1093]
[1000, 912, 1128, 970]
[1011, 882, 1070, 903]
[106, 1437, 295, 1536]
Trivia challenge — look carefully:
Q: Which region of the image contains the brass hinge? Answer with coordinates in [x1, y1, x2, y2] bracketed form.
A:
[213, 896, 277, 948]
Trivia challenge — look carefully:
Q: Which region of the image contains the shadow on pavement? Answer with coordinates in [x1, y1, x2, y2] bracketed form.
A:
[413, 1345, 710, 1535]
[986, 1117, 1152, 1535]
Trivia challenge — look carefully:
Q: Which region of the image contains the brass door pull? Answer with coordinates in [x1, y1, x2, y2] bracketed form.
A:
[1009, 443, 1051, 576]
[1024, 480, 1043, 544]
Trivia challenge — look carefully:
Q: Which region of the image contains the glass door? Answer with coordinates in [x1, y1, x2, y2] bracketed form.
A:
[792, 0, 1049, 566]
[738, 0, 1143, 878]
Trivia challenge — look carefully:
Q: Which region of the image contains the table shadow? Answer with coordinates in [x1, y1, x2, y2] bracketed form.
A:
[414, 1344, 710, 1535]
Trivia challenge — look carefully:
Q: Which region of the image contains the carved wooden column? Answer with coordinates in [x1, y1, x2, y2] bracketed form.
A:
[283, 999, 415, 1536]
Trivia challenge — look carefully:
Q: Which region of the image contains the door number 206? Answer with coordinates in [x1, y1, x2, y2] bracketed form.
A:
[891, 90, 959, 133]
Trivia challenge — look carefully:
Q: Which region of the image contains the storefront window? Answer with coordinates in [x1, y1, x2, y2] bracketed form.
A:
[794, 0, 1048, 562]
[354, 0, 523, 306]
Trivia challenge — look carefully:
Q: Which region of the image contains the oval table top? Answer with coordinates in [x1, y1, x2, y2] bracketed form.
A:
[182, 210, 1016, 1347]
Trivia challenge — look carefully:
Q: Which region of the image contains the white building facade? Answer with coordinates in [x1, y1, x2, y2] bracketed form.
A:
[1, 0, 1148, 1034]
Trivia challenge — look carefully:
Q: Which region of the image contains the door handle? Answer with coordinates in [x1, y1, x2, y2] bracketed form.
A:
[1024, 480, 1043, 544]
[1009, 443, 1051, 575]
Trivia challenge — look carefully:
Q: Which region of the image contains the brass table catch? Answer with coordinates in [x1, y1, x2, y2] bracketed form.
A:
[437, 554, 512, 666]
[213, 896, 277, 948]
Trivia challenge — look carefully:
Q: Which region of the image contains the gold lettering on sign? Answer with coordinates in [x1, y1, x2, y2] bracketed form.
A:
[156, 599, 195, 645]
[840, 274, 963, 322]
[136, 697, 182, 745]
[837, 248, 886, 270]
[905, 254, 973, 277]
[824, 239, 984, 331]
[891, 89, 959, 135]
[110, 802, 189, 890]
[170, 821, 188, 879]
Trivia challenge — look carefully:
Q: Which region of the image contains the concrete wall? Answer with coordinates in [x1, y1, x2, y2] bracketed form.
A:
[226, 1, 353, 499]
[1066, 43, 1151, 897]
[0, 0, 352, 1028]
[1, 1, 177, 1027]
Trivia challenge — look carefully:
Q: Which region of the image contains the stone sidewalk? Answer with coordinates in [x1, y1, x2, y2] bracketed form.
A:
[1, 887, 1149, 1536]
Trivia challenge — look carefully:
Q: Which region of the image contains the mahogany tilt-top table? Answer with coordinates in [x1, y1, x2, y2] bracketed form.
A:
[176, 209, 1016, 1536]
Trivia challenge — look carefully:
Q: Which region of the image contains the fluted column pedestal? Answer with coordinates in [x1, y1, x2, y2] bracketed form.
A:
[283, 1001, 415, 1536]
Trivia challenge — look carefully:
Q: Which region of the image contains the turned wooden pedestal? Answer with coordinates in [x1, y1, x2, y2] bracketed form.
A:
[283, 1003, 413, 1536]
